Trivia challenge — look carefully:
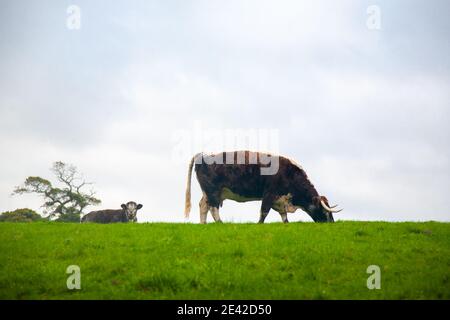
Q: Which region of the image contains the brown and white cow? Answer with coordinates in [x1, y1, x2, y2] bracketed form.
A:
[184, 151, 341, 224]
[81, 201, 143, 223]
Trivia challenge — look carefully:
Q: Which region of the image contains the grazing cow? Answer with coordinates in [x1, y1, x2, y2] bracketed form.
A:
[184, 151, 341, 224]
[81, 201, 143, 223]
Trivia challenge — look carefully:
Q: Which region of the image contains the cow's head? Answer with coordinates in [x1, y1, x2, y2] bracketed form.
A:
[307, 196, 341, 223]
[121, 201, 143, 222]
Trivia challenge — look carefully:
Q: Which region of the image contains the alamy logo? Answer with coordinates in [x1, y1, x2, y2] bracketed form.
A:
[66, 5, 81, 30]
[172, 121, 280, 175]
[366, 265, 381, 289]
[66, 265, 81, 290]
[366, 5, 381, 30]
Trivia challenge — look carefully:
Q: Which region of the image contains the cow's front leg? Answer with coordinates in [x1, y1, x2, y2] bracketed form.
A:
[259, 195, 274, 224]
[280, 212, 289, 223]
[272, 196, 290, 223]
[210, 207, 223, 223]
[279, 203, 289, 223]
[258, 209, 270, 224]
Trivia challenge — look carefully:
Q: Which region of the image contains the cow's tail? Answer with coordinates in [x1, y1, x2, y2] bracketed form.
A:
[184, 153, 200, 219]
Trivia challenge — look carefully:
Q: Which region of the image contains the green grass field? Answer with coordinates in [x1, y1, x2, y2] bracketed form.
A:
[0, 221, 449, 299]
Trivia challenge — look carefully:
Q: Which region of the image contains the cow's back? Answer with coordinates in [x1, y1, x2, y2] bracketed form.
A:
[194, 151, 298, 206]
[81, 209, 127, 223]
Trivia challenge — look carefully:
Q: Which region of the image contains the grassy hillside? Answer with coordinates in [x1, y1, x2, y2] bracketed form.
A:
[0, 221, 449, 299]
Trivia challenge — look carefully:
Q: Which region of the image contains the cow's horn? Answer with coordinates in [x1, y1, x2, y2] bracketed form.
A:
[320, 200, 342, 213]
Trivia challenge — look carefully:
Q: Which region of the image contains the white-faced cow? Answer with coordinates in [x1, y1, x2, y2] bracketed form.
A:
[81, 201, 143, 223]
[184, 151, 341, 224]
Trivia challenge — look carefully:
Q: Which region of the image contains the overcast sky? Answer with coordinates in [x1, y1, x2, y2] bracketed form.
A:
[0, 0, 449, 223]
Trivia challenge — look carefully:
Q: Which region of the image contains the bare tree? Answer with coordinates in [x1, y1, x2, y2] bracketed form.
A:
[13, 161, 101, 220]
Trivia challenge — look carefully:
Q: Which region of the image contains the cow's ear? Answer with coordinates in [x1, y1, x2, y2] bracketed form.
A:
[121, 204, 127, 210]
[137, 204, 143, 210]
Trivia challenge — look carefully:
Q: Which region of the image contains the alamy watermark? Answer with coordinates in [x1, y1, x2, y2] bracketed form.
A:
[171, 121, 280, 175]
[366, 5, 381, 30]
[66, 265, 81, 290]
[366, 265, 381, 289]
[66, 5, 81, 30]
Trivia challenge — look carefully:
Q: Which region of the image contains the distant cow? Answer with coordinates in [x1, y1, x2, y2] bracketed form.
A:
[81, 201, 143, 223]
[184, 151, 342, 224]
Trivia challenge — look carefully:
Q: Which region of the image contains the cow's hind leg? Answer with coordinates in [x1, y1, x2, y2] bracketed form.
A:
[209, 207, 223, 223]
[199, 193, 209, 224]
